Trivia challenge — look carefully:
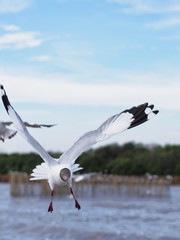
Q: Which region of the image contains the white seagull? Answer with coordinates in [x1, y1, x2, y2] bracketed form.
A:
[0, 121, 56, 142]
[0, 85, 159, 212]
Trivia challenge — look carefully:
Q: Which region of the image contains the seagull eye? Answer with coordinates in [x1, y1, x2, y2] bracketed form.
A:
[59, 168, 71, 181]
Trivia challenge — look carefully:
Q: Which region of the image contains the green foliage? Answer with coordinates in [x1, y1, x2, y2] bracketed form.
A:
[0, 153, 42, 174]
[0, 142, 180, 175]
[77, 142, 180, 176]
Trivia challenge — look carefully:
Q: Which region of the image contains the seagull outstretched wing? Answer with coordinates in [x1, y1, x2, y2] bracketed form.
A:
[0, 85, 55, 165]
[1, 121, 56, 128]
[59, 103, 159, 165]
[23, 122, 57, 128]
[0, 121, 56, 142]
[1, 121, 13, 126]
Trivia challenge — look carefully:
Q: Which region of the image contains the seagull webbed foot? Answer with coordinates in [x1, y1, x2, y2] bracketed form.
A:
[75, 199, 81, 210]
[70, 187, 81, 210]
[48, 190, 54, 213]
[48, 201, 53, 212]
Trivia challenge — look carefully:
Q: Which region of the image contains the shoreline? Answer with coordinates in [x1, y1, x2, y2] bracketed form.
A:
[0, 173, 180, 184]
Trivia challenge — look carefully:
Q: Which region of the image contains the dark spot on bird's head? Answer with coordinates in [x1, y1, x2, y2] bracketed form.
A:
[59, 168, 71, 181]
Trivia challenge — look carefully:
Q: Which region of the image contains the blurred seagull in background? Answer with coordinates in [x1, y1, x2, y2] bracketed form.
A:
[0, 85, 159, 212]
[0, 121, 56, 142]
[73, 172, 97, 183]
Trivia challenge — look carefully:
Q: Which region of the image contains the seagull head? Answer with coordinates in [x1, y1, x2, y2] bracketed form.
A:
[59, 167, 71, 182]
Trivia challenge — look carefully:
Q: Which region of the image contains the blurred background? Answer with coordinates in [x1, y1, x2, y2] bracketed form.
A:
[0, 0, 180, 239]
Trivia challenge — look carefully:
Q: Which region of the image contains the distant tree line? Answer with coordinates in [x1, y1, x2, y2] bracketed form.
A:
[0, 142, 180, 175]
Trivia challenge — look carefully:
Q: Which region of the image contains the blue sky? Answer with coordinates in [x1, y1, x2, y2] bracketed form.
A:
[0, 0, 180, 153]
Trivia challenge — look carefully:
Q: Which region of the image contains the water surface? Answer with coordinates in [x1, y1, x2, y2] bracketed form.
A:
[0, 183, 180, 240]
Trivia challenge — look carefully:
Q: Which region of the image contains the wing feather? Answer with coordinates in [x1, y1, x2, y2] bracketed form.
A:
[1, 121, 13, 126]
[24, 122, 57, 128]
[1, 121, 56, 128]
[0, 85, 55, 166]
[59, 103, 158, 165]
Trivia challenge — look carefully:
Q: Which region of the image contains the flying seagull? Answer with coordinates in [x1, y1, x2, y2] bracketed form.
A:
[0, 85, 159, 212]
[0, 121, 56, 142]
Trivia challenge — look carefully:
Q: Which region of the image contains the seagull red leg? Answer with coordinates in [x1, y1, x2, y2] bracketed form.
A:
[48, 190, 54, 213]
[70, 187, 81, 210]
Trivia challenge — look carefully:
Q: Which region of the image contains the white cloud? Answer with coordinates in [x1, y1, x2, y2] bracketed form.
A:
[0, 67, 180, 111]
[108, 0, 180, 14]
[147, 17, 180, 29]
[0, 0, 32, 13]
[0, 66, 179, 153]
[109, 0, 180, 31]
[0, 31, 43, 50]
[0, 24, 20, 32]
[29, 55, 51, 62]
[111, 0, 155, 14]
[0, 24, 43, 50]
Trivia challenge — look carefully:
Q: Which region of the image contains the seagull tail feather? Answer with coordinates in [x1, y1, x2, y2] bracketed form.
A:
[30, 162, 49, 181]
[72, 163, 83, 173]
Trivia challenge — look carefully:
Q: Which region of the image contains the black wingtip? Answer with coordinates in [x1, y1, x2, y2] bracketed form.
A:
[128, 103, 159, 129]
[153, 110, 159, 115]
[0, 85, 11, 113]
[148, 104, 154, 110]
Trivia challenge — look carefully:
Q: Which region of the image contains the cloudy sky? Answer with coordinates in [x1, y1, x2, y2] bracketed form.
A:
[0, 0, 180, 153]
